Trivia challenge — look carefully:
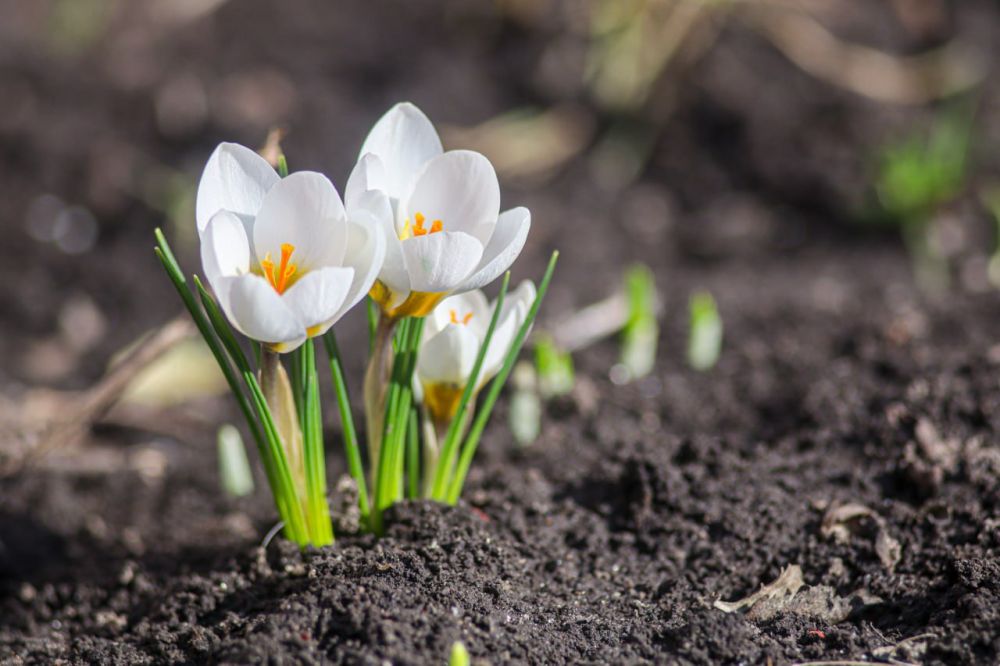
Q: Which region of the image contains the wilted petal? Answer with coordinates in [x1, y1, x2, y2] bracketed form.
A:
[457, 207, 531, 293]
[360, 102, 443, 200]
[400, 150, 499, 246]
[196, 142, 279, 232]
[401, 231, 483, 294]
[253, 172, 348, 270]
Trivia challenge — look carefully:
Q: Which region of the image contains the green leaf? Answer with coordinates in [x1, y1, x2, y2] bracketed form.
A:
[446, 251, 559, 503]
[323, 331, 371, 519]
[429, 273, 511, 501]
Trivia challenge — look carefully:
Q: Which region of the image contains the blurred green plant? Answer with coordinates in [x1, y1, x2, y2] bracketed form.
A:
[507, 334, 574, 449]
[47, 0, 114, 56]
[620, 264, 658, 381]
[980, 187, 1000, 289]
[509, 362, 542, 447]
[535, 335, 575, 399]
[449, 641, 470, 666]
[218, 424, 255, 498]
[872, 105, 973, 291]
[511, 262, 660, 446]
[687, 290, 723, 371]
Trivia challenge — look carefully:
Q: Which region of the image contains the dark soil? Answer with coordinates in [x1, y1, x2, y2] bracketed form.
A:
[3, 1, 1000, 664]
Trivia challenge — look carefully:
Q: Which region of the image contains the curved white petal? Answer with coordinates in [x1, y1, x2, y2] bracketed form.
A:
[214, 274, 305, 346]
[253, 171, 348, 271]
[416, 325, 480, 386]
[345, 153, 390, 212]
[281, 266, 355, 335]
[200, 210, 251, 290]
[456, 207, 531, 293]
[400, 150, 500, 246]
[426, 290, 490, 339]
[401, 231, 483, 294]
[360, 102, 443, 200]
[196, 143, 279, 232]
[329, 213, 387, 323]
[480, 281, 536, 381]
[347, 186, 409, 300]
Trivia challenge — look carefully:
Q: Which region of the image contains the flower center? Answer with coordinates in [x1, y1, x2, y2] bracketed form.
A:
[260, 243, 298, 294]
[449, 309, 473, 326]
[401, 212, 442, 240]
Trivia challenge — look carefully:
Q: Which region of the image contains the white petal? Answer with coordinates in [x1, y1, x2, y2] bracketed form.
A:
[327, 214, 387, 324]
[200, 210, 251, 289]
[426, 290, 490, 339]
[359, 102, 443, 200]
[401, 231, 483, 294]
[214, 274, 305, 346]
[281, 266, 355, 335]
[400, 150, 500, 246]
[346, 186, 409, 300]
[253, 172, 348, 271]
[196, 143, 279, 232]
[457, 207, 531, 293]
[345, 153, 390, 212]
[416, 325, 480, 386]
[480, 281, 536, 381]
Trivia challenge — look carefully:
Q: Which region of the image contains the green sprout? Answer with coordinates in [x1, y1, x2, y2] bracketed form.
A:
[449, 641, 470, 666]
[535, 335, 575, 398]
[509, 362, 542, 447]
[872, 105, 973, 291]
[687, 290, 723, 371]
[217, 424, 255, 498]
[620, 263, 658, 380]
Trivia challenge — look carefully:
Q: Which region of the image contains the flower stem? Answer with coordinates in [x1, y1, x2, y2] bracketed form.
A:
[363, 314, 397, 488]
[260, 348, 307, 522]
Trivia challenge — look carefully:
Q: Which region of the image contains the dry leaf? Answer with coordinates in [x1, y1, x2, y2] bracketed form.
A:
[714, 564, 804, 614]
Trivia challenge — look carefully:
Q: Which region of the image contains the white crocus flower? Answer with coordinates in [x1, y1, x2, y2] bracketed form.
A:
[415, 281, 536, 427]
[345, 102, 531, 319]
[196, 142, 386, 352]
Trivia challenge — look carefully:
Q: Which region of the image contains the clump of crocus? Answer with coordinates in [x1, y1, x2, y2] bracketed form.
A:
[349, 103, 556, 531]
[155, 102, 557, 546]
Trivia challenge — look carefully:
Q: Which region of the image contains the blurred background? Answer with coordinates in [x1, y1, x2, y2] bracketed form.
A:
[1, 0, 1000, 460]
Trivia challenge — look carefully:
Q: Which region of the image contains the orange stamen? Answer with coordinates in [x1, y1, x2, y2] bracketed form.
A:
[410, 212, 444, 237]
[261, 243, 298, 294]
[449, 309, 473, 325]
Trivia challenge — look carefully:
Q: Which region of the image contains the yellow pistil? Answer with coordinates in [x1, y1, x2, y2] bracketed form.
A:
[260, 243, 298, 294]
[423, 381, 465, 427]
[449, 309, 473, 326]
[400, 212, 443, 240]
